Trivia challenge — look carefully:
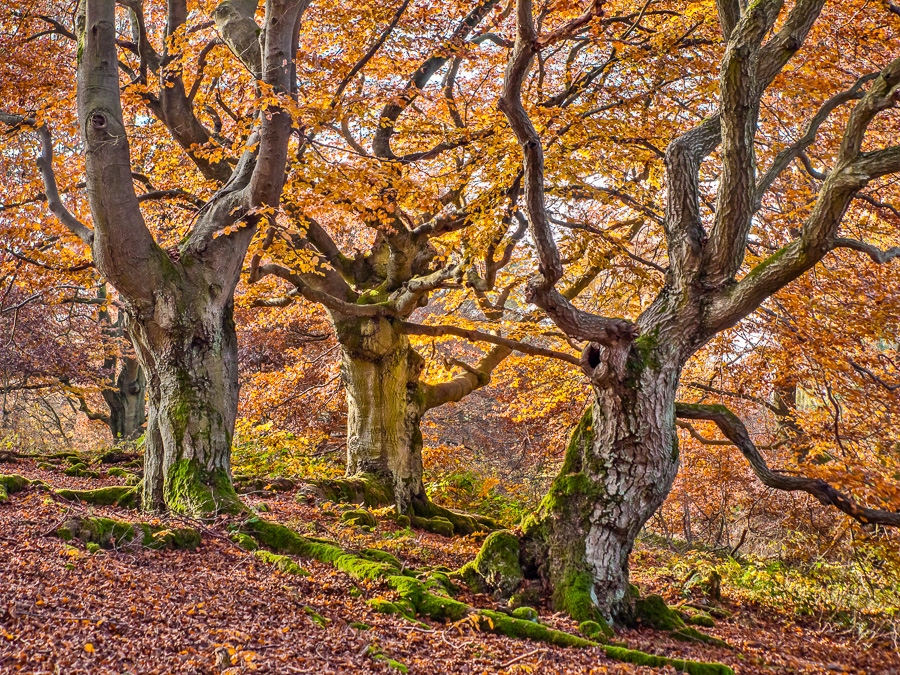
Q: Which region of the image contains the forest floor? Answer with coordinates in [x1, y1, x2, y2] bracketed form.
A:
[1, 455, 898, 675]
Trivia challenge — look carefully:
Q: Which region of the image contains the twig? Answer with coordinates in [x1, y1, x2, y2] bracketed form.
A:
[502, 648, 548, 668]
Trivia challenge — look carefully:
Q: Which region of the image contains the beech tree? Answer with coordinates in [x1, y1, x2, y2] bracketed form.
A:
[3, 0, 310, 513]
[457, 0, 900, 623]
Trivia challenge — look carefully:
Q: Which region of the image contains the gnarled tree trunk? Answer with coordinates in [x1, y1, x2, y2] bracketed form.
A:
[337, 316, 428, 513]
[134, 266, 243, 514]
[520, 338, 682, 622]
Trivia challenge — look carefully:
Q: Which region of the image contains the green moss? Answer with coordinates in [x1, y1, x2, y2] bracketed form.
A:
[511, 607, 539, 622]
[409, 514, 454, 537]
[673, 626, 730, 648]
[231, 533, 259, 551]
[303, 605, 329, 627]
[164, 459, 243, 516]
[56, 515, 199, 551]
[55, 486, 139, 508]
[349, 622, 371, 631]
[682, 609, 716, 628]
[313, 474, 394, 508]
[602, 644, 734, 675]
[254, 549, 309, 575]
[409, 500, 493, 535]
[389, 575, 469, 621]
[456, 530, 522, 596]
[475, 610, 595, 648]
[341, 509, 377, 528]
[0, 474, 30, 502]
[85, 542, 100, 554]
[63, 464, 100, 478]
[368, 598, 407, 616]
[362, 548, 401, 568]
[634, 594, 686, 630]
[555, 570, 601, 624]
[579, 619, 613, 641]
[107, 467, 129, 478]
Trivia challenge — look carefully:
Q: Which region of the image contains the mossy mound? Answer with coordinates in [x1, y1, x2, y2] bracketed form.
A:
[56, 515, 200, 551]
[456, 530, 523, 596]
[681, 608, 716, 628]
[55, 486, 140, 509]
[409, 514, 454, 537]
[305, 474, 394, 508]
[63, 463, 100, 479]
[0, 474, 30, 502]
[579, 619, 613, 641]
[341, 509, 377, 528]
[234, 475, 296, 495]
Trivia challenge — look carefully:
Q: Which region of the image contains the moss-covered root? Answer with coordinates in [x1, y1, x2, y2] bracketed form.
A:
[55, 485, 140, 509]
[0, 474, 31, 502]
[634, 595, 730, 648]
[56, 515, 200, 551]
[302, 473, 394, 508]
[601, 644, 733, 675]
[409, 500, 496, 535]
[455, 530, 523, 596]
[471, 612, 732, 674]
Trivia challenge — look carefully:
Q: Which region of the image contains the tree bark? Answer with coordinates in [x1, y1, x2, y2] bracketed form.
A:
[102, 357, 146, 441]
[133, 263, 243, 515]
[337, 317, 428, 513]
[520, 340, 681, 622]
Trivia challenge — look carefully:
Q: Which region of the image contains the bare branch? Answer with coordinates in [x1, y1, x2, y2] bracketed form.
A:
[0, 115, 94, 246]
[398, 320, 582, 366]
[675, 402, 900, 528]
[832, 237, 900, 264]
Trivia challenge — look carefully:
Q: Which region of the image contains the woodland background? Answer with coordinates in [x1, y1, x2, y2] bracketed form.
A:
[1, 0, 900, 672]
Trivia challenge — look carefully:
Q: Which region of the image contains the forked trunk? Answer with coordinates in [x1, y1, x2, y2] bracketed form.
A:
[337, 316, 428, 513]
[131, 272, 242, 516]
[521, 341, 681, 622]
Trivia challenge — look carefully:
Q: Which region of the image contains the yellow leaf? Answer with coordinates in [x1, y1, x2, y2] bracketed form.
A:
[84, 643, 95, 654]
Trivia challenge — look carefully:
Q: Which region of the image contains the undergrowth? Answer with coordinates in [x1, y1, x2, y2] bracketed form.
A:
[634, 535, 900, 642]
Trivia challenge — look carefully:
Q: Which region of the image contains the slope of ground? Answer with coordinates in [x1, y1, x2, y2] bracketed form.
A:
[0, 456, 897, 675]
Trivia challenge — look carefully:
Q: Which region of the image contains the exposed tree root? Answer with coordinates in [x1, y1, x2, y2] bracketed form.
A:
[303, 474, 496, 536]
[457, 529, 730, 650]
[233, 475, 296, 495]
[55, 485, 141, 509]
[0, 474, 31, 502]
[55, 514, 200, 551]
[244, 518, 733, 674]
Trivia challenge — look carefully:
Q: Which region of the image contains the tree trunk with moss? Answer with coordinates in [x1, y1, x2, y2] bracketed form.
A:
[133, 266, 243, 515]
[519, 340, 681, 623]
[66, 0, 307, 515]
[337, 316, 429, 513]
